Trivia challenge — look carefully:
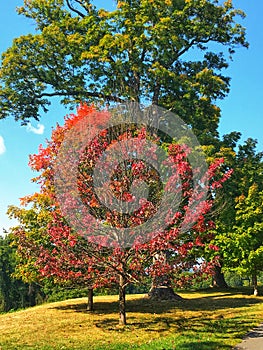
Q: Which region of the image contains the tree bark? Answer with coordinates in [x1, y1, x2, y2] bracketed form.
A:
[211, 265, 228, 288]
[252, 273, 258, 296]
[148, 284, 184, 301]
[28, 284, 36, 307]
[87, 288, 94, 311]
[119, 274, 127, 325]
[148, 252, 183, 301]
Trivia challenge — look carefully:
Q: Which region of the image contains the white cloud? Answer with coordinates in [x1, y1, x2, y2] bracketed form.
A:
[26, 123, 45, 135]
[0, 136, 6, 155]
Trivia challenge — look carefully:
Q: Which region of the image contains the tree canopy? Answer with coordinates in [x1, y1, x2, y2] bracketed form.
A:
[8, 103, 232, 324]
[0, 0, 247, 143]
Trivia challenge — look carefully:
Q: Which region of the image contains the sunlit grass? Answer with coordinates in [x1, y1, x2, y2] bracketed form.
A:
[0, 290, 262, 349]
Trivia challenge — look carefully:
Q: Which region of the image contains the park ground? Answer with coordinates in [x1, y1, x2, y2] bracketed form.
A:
[0, 289, 262, 350]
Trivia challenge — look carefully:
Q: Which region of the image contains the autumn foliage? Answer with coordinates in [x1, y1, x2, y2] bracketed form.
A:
[10, 104, 232, 324]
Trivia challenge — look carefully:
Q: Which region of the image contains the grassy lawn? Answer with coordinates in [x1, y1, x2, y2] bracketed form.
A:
[0, 289, 262, 349]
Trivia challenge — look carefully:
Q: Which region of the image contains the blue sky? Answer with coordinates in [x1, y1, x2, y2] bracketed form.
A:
[0, 1, 262, 232]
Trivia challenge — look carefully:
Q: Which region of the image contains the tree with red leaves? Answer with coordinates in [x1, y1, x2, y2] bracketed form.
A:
[9, 103, 231, 325]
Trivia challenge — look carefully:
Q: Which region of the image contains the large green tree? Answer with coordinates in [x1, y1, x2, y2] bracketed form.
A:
[222, 184, 263, 295]
[209, 138, 263, 289]
[0, 0, 247, 144]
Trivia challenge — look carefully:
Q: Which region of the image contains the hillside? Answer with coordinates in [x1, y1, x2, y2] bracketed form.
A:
[0, 291, 262, 350]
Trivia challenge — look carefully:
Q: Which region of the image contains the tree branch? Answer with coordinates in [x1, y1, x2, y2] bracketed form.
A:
[35, 90, 124, 103]
[74, 0, 92, 14]
[66, 0, 86, 18]
[177, 36, 213, 58]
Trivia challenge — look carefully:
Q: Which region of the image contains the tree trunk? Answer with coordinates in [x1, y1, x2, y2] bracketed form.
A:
[148, 252, 183, 301]
[148, 284, 184, 301]
[252, 273, 258, 296]
[119, 274, 127, 325]
[211, 265, 228, 288]
[87, 288, 94, 311]
[28, 284, 36, 307]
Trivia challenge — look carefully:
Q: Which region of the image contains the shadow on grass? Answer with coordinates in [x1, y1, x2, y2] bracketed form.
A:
[50, 292, 262, 350]
[245, 325, 263, 338]
[180, 295, 262, 312]
[51, 292, 261, 339]
[51, 291, 263, 316]
[177, 340, 233, 349]
[189, 286, 262, 296]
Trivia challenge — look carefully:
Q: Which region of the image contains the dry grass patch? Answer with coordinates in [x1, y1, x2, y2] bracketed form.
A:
[0, 290, 262, 349]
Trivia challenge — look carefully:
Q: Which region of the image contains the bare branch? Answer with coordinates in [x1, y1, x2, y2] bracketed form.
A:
[66, 0, 85, 18]
[177, 36, 212, 58]
[74, 0, 92, 14]
[35, 90, 124, 103]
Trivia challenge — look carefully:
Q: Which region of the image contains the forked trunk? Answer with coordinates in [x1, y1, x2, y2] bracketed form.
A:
[119, 274, 127, 325]
[87, 287, 94, 311]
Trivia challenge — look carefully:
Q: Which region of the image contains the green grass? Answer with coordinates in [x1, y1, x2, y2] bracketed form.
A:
[0, 289, 262, 349]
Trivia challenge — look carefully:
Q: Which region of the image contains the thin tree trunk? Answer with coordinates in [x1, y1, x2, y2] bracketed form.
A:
[28, 284, 36, 307]
[119, 274, 127, 325]
[87, 288, 94, 311]
[212, 265, 228, 288]
[252, 273, 258, 296]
